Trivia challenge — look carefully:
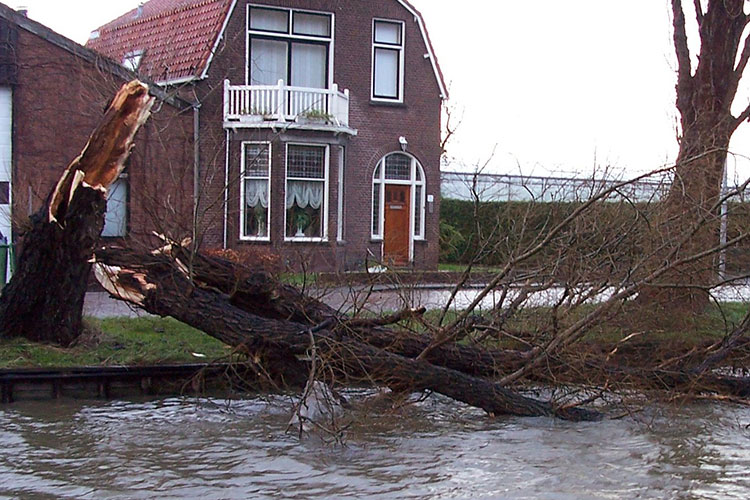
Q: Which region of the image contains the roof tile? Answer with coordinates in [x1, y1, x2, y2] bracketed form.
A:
[87, 0, 231, 83]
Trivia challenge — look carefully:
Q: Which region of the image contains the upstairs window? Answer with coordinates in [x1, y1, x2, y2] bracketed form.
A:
[248, 6, 332, 90]
[372, 20, 404, 101]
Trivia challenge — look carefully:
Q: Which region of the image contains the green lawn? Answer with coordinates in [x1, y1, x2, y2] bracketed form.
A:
[437, 263, 502, 273]
[0, 317, 229, 369]
[0, 301, 745, 369]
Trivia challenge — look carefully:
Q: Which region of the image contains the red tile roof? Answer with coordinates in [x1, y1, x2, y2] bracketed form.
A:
[87, 0, 232, 83]
[87, 0, 447, 98]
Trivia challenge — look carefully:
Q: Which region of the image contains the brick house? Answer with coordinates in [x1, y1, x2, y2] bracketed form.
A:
[88, 0, 447, 271]
[0, 3, 195, 277]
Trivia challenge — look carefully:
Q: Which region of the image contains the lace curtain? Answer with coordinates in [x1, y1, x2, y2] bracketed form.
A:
[286, 180, 323, 210]
[245, 179, 269, 208]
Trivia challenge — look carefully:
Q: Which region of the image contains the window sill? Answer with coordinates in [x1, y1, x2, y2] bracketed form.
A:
[239, 237, 271, 243]
[369, 99, 406, 108]
[284, 237, 329, 243]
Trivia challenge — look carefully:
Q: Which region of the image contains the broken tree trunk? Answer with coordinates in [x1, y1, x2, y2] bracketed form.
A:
[102, 242, 750, 399]
[119, 242, 528, 377]
[94, 246, 602, 421]
[0, 81, 154, 346]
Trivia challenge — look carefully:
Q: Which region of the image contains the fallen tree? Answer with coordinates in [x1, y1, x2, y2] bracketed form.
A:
[4, 80, 749, 425]
[0, 81, 154, 346]
[93, 244, 601, 421]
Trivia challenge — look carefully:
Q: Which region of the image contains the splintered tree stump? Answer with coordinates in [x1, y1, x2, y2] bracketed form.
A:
[0, 81, 154, 346]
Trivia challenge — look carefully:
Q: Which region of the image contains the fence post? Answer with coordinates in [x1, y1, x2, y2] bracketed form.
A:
[223, 79, 230, 121]
[277, 79, 286, 120]
[330, 83, 338, 121]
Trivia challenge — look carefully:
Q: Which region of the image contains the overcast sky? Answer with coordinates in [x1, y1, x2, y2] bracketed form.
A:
[12, 0, 750, 182]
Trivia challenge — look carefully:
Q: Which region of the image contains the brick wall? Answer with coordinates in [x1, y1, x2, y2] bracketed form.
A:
[12, 27, 194, 248]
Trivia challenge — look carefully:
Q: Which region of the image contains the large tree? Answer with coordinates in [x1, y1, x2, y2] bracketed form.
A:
[644, 0, 750, 313]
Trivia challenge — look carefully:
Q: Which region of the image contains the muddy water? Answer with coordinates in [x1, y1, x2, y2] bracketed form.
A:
[0, 394, 749, 499]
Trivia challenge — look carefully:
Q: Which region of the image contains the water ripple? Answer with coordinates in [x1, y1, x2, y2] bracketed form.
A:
[0, 395, 748, 499]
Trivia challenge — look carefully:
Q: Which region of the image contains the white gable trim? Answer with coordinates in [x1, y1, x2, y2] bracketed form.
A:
[395, 0, 447, 100]
[199, 0, 239, 80]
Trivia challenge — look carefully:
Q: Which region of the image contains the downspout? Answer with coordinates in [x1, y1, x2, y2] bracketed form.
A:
[719, 156, 729, 280]
[223, 128, 230, 249]
[192, 102, 201, 249]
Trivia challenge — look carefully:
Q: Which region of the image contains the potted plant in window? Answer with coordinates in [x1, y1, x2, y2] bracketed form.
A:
[255, 208, 267, 237]
[294, 210, 311, 237]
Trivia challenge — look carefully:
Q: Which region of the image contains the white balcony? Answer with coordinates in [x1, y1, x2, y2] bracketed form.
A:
[223, 79, 354, 134]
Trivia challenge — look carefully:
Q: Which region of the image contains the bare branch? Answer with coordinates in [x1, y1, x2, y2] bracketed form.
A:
[693, 0, 704, 25]
[733, 100, 750, 130]
[728, 22, 750, 112]
[672, 0, 694, 112]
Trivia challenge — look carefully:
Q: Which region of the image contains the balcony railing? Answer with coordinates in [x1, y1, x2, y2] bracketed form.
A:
[224, 79, 350, 129]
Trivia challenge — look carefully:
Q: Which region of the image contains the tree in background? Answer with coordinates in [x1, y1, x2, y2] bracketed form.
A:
[641, 0, 750, 314]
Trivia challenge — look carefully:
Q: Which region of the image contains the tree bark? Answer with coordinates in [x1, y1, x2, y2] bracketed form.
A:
[100, 242, 750, 399]
[0, 81, 154, 346]
[643, 0, 750, 314]
[109, 242, 528, 377]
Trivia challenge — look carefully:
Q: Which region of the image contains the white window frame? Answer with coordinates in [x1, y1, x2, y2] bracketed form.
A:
[122, 50, 144, 72]
[284, 143, 329, 242]
[246, 4, 335, 89]
[371, 152, 426, 242]
[371, 18, 405, 103]
[240, 141, 272, 241]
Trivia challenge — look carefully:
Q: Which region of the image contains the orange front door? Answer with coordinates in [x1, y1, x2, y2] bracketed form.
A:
[384, 185, 410, 266]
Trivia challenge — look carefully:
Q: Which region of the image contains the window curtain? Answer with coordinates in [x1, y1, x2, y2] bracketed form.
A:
[250, 39, 287, 85]
[374, 48, 398, 98]
[293, 13, 330, 37]
[374, 22, 400, 44]
[291, 43, 327, 89]
[250, 8, 288, 32]
[286, 180, 323, 209]
[245, 179, 269, 208]
[103, 178, 127, 237]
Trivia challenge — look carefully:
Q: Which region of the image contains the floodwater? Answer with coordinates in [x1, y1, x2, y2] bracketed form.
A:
[84, 282, 750, 318]
[316, 282, 750, 315]
[1, 393, 749, 499]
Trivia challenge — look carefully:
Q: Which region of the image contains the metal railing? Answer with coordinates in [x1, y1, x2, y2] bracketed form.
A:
[440, 171, 671, 203]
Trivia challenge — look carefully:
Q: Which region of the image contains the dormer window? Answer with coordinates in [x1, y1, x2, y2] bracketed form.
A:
[122, 50, 144, 72]
[247, 6, 332, 89]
